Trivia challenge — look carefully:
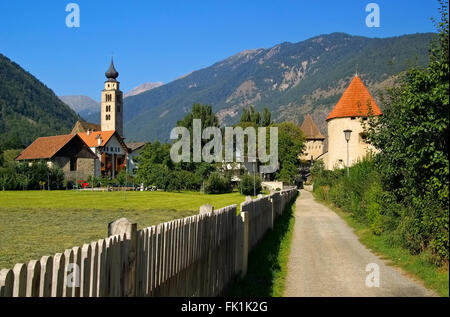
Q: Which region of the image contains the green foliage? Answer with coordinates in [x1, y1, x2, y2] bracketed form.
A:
[0, 54, 79, 149]
[239, 173, 262, 196]
[275, 122, 305, 184]
[204, 172, 232, 194]
[135, 104, 224, 192]
[240, 106, 262, 125]
[313, 156, 448, 264]
[262, 107, 272, 127]
[362, 3, 449, 263]
[240, 106, 272, 127]
[0, 161, 64, 190]
[115, 170, 128, 186]
[177, 103, 219, 132]
[1, 149, 22, 167]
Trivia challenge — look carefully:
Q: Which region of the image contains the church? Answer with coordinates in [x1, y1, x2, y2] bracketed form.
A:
[16, 59, 144, 182]
[300, 74, 382, 170]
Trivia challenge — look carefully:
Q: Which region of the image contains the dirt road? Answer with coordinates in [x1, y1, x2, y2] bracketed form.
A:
[284, 190, 435, 297]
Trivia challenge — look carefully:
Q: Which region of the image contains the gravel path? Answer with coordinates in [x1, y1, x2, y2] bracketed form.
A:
[284, 190, 436, 297]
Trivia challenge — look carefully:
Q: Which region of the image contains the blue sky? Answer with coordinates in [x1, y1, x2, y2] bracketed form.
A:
[0, 0, 440, 100]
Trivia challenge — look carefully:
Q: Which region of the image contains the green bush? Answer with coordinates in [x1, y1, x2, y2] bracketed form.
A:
[312, 157, 449, 264]
[239, 173, 262, 196]
[0, 161, 64, 190]
[204, 172, 232, 194]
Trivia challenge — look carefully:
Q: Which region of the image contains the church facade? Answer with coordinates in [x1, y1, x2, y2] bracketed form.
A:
[16, 59, 143, 182]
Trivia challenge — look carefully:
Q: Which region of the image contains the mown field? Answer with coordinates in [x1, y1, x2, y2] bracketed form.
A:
[0, 190, 247, 269]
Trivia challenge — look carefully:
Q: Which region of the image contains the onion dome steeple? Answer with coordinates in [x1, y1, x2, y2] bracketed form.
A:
[105, 57, 119, 81]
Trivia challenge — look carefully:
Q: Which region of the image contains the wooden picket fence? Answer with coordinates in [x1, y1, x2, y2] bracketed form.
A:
[0, 188, 297, 297]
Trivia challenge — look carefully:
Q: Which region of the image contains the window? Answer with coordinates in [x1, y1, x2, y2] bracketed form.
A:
[117, 106, 120, 113]
[70, 157, 77, 171]
[106, 114, 111, 121]
[351, 117, 356, 120]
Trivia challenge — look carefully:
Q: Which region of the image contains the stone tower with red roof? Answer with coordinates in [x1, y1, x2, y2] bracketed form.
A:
[325, 75, 382, 170]
[299, 114, 325, 161]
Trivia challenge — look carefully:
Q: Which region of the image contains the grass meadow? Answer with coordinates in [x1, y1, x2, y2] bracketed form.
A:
[0, 190, 248, 269]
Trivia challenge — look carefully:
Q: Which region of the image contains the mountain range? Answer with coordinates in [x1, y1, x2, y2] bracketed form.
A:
[59, 82, 164, 123]
[121, 32, 434, 142]
[0, 53, 79, 149]
[58, 95, 100, 121]
[1, 32, 435, 149]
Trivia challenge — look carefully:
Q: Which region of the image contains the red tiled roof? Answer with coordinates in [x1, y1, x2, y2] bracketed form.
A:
[78, 131, 116, 147]
[16, 134, 76, 160]
[300, 114, 325, 140]
[327, 75, 382, 121]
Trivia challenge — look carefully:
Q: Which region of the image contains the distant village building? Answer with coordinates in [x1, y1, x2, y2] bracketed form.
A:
[71, 121, 101, 134]
[15, 134, 97, 181]
[299, 114, 325, 161]
[16, 59, 146, 182]
[126, 142, 146, 175]
[78, 130, 128, 179]
[321, 75, 382, 170]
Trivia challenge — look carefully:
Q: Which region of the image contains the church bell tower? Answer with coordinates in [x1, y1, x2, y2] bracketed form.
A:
[101, 58, 123, 136]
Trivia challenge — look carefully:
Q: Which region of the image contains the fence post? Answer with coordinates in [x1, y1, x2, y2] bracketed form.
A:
[240, 212, 249, 278]
[0, 269, 14, 297]
[13, 263, 27, 297]
[108, 218, 137, 297]
[39, 256, 53, 297]
[200, 204, 214, 215]
[269, 196, 274, 230]
[26, 260, 41, 297]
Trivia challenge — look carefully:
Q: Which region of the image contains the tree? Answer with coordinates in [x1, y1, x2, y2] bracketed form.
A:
[275, 122, 305, 183]
[239, 173, 262, 196]
[365, 0, 449, 262]
[1, 149, 21, 167]
[262, 107, 272, 127]
[116, 170, 128, 186]
[177, 103, 219, 131]
[240, 106, 268, 126]
[204, 172, 232, 194]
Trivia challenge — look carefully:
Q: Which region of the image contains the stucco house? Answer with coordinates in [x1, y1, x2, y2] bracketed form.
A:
[15, 134, 97, 181]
